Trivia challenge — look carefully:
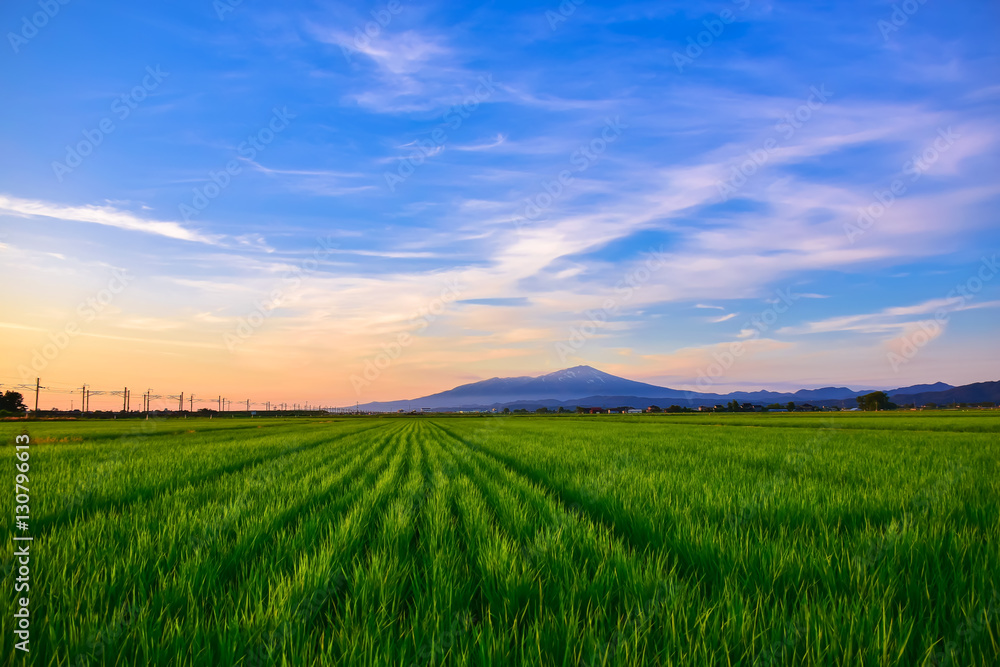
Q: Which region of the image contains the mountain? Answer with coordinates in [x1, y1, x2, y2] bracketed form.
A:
[890, 382, 954, 395]
[352, 366, 990, 412]
[890, 381, 1000, 406]
[411, 365, 689, 406]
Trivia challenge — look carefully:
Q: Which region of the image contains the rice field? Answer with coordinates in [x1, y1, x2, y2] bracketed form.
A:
[2, 412, 999, 666]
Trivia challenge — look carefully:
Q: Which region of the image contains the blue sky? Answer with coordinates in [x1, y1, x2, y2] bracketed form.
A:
[1, 0, 998, 407]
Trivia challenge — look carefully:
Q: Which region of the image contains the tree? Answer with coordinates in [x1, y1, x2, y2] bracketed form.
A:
[0, 391, 27, 413]
[856, 391, 891, 411]
[575, 406, 587, 414]
[502, 407, 510, 414]
[647, 405, 662, 413]
[727, 400, 741, 412]
[535, 407, 549, 414]
[787, 402, 796, 412]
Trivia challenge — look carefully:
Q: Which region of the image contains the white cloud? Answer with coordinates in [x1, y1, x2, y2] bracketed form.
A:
[778, 298, 1000, 336]
[454, 134, 507, 151]
[0, 195, 220, 245]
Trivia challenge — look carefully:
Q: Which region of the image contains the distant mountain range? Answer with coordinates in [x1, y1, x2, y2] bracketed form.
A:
[354, 365, 997, 412]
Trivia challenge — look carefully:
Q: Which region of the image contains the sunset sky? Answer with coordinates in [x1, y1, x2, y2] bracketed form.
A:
[1, 0, 998, 410]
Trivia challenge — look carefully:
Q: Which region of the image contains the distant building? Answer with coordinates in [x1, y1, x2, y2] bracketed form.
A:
[627, 408, 642, 414]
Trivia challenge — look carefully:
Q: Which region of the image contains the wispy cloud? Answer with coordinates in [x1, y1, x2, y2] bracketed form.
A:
[455, 134, 507, 151]
[778, 298, 1000, 336]
[0, 195, 220, 245]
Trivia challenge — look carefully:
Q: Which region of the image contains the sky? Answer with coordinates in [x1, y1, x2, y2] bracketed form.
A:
[1, 0, 998, 410]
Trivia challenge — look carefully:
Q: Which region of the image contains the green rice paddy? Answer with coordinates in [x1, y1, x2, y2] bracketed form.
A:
[2, 412, 998, 665]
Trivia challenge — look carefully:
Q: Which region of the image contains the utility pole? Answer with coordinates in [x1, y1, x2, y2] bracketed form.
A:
[123, 387, 128, 412]
[179, 392, 184, 412]
[189, 394, 194, 412]
[246, 399, 250, 412]
[34, 378, 40, 414]
[218, 395, 222, 412]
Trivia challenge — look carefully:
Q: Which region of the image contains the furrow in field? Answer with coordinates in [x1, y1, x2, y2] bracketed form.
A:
[33, 421, 384, 537]
[33, 420, 338, 492]
[35, 419, 310, 450]
[428, 420, 692, 664]
[398, 422, 434, 627]
[324, 422, 432, 664]
[63, 421, 406, 667]
[148, 424, 401, 620]
[429, 426, 581, 625]
[33, 421, 329, 513]
[210, 422, 414, 667]
[51, 423, 396, 663]
[437, 420, 894, 605]
[136, 424, 405, 666]
[399, 426, 479, 667]
[432, 420, 664, 552]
